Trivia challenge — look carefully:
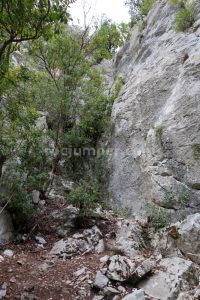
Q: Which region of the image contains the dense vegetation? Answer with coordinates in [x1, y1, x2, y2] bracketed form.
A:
[0, 1, 130, 226]
[0, 0, 196, 228]
[124, 0, 156, 24]
[125, 0, 196, 31]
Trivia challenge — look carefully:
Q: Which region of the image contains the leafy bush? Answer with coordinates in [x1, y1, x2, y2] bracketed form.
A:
[112, 207, 132, 218]
[192, 145, 200, 159]
[172, 1, 195, 31]
[141, 0, 156, 15]
[155, 126, 163, 144]
[178, 186, 190, 206]
[1, 163, 34, 227]
[163, 191, 176, 207]
[147, 203, 171, 229]
[68, 183, 100, 219]
[88, 19, 129, 64]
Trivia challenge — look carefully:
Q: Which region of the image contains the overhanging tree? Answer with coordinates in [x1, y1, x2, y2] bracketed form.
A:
[0, 0, 76, 75]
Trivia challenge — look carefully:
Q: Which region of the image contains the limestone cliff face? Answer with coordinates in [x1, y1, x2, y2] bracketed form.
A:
[109, 0, 200, 217]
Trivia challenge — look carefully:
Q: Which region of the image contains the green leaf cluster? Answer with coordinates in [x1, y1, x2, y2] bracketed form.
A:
[170, 0, 196, 31]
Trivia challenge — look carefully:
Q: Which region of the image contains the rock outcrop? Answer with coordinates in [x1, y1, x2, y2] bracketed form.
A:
[0, 209, 14, 244]
[138, 257, 199, 299]
[109, 0, 200, 219]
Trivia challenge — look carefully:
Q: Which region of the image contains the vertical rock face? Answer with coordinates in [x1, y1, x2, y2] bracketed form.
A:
[109, 0, 200, 217]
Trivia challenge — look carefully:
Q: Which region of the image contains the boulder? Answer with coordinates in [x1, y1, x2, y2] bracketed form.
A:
[116, 220, 146, 258]
[0, 209, 14, 244]
[122, 290, 145, 300]
[50, 226, 102, 258]
[139, 257, 199, 300]
[176, 214, 200, 263]
[131, 259, 156, 284]
[94, 271, 109, 289]
[50, 205, 79, 237]
[101, 255, 135, 282]
[156, 214, 200, 263]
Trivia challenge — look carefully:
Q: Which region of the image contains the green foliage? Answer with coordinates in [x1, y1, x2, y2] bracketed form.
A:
[147, 203, 171, 229]
[124, 0, 144, 23]
[64, 68, 120, 151]
[172, 1, 196, 31]
[169, 0, 180, 4]
[155, 126, 163, 144]
[141, 0, 156, 15]
[0, 66, 50, 224]
[192, 145, 200, 160]
[163, 191, 176, 207]
[1, 163, 34, 225]
[88, 19, 126, 64]
[0, 0, 75, 76]
[0, 8, 127, 226]
[112, 207, 132, 218]
[125, 0, 156, 23]
[178, 186, 190, 206]
[68, 183, 100, 218]
[163, 186, 190, 208]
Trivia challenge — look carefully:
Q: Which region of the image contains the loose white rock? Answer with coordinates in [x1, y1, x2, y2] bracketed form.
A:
[94, 271, 109, 289]
[122, 289, 145, 300]
[3, 249, 14, 257]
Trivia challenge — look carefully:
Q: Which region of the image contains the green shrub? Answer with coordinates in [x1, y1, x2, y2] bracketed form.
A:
[68, 183, 100, 219]
[155, 126, 163, 144]
[173, 1, 195, 31]
[178, 186, 190, 206]
[1, 164, 34, 226]
[141, 0, 156, 15]
[192, 145, 200, 159]
[169, 0, 181, 4]
[112, 207, 132, 218]
[163, 191, 176, 207]
[147, 203, 171, 229]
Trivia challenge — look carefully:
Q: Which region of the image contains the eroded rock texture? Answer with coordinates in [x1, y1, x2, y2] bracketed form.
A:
[109, 0, 200, 218]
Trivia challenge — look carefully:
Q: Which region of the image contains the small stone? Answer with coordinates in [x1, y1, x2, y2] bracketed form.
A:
[94, 271, 109, 289]
[118, 286, 126, 293]
[35, 236, 47, 245]
[100, 255, 109, 264]
[3, 249, 14, 257]
[17, 260, 24, 266]
[0, 255, 4, 262]
[88, 280, 93, 284]
[95, 239, 105, 254]
[32, 190, 40, 204]
[73, 267, 87, 277]
[39, 200, 46, 206]
[103, 286, 120, 295]
[10, 277, 16, 283]
[0, 283, 7, 299]
[92, 296, 104, 300]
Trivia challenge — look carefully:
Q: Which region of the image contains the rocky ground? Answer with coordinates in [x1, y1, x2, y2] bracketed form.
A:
[1, 197, 200, 300]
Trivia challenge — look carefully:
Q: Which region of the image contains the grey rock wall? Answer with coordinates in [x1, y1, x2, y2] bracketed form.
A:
[109, 0, 200, 218]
